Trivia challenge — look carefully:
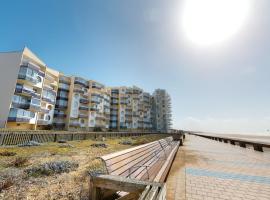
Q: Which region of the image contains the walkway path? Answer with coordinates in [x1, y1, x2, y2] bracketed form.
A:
[166, 135, 270, 200]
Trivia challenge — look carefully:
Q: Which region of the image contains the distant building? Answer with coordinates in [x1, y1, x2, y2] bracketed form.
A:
[151, 89, 172, 132]
[0, 47, 172, 131]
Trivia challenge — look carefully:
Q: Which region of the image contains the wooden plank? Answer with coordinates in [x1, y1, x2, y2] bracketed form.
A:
[156, 184, 166, 200]
[101, 140, 159, 161]
[154, 142, 179, 182]
[116, 192, 141, 200]
[138, 185, 151, 200]
[91, 174, 162, 193]
[144, 186, 159, 200]
[110, 145, 164, 176]
[105, 142, 161, 168]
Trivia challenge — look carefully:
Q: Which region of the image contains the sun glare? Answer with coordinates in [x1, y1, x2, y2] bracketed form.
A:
[182, 0, 252, 46]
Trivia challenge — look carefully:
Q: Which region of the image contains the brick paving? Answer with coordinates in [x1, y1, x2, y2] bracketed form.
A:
[166, 135, 270, 200]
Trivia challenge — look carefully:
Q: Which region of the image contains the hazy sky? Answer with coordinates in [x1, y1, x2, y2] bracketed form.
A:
[1, 0, 270, 134]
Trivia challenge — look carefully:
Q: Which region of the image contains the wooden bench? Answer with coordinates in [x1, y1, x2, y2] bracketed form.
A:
[90, 137, 180, 199]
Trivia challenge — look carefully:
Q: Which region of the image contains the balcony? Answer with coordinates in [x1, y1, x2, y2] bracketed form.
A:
[54, 113, 66, 118]
[43, 84, 54, 91]
[53, 120, 66, 128]
[18, 64, 43, 84]
[80, 98, 89, 104]
[79, 114, 88, 118]
[91, 98, 100, 104]
[8, 108, 35, 123]
[69, 121, 81, 127]
[90, 108, 98, 112]
[59, 76, 71, 84]
[40, 107, 50, 113]
[42, 96, 55, 104]
[37, 119, 50, 125]
[15, 84, 41, 99]
[73, 88, 84, 94]
[79, 106, 89, 111]
[11, 101, 29, 109]
[58, 83, 70, 91]
[45, 73, 55, 82]
[74, 77, 89, 88]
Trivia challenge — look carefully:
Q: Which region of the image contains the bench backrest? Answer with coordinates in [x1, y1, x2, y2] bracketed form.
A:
[100, 137, 178, 182]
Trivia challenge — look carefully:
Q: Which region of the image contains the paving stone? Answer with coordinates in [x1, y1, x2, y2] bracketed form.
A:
[166, 135, 270, 200]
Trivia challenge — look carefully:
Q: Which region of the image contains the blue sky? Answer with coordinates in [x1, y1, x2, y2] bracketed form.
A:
[1, 0, 270, 134]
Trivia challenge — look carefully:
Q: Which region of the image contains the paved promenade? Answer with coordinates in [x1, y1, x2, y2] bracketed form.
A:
[166, 135, 270, 200]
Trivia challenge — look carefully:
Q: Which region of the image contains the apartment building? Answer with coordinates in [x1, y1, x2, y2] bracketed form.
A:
[151, 89, 172, 132]
[88, 80, 111, 130]
[109, 86, 152, 131]
[0, 47, 59, 130]
[0, 47, 172, 131]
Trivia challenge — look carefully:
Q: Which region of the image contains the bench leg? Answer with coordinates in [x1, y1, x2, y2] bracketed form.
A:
[239, 142, 246, 148]
[89, 176, 101, 200]
[253, 145, 263, 152]
[179, 139, 183, 146]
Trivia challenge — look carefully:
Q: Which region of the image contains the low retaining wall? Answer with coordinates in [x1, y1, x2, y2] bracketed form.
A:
[189, 132, 270, 152]
[0, 131, 165, 146]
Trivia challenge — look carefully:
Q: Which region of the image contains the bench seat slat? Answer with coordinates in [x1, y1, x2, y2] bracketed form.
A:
[105, 142, 162, 168]
[109, 144, 165, 175]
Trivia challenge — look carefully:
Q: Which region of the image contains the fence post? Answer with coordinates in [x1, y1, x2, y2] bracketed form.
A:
[71, 133, 74, 141]
[0, 133, 4, 145]
[54, 134, 57, 142]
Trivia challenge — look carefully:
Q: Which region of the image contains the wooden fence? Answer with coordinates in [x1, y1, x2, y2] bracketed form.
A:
[0, 130, 165, 146]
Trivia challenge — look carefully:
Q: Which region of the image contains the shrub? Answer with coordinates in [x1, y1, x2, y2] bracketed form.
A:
[18, 141, 41, 147]
[0, 177, 14, 192]
[0, 168, 24, 192]
[0, 151, 16, 156]
[119, 140, 133, 145]
[25, 161, 79, 177]
[10, 157, 29, 167]
[90, 143, 108, 148]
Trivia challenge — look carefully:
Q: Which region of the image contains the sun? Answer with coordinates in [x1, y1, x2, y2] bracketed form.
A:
[182, 0, 252, 46]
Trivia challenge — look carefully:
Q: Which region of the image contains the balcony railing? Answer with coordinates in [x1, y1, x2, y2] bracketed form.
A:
[40, 107, 50, 113]
[54, 113, 66, 118]
[8, 108, 35, 123]
[80, 98, 89, 104]
[74, 77, 89, 88]
[37, 119, 50, 125]
[69, 121, 81, 127]
[42, 96, 55, 104]
[15, 85, 41, 99]
[79, 106, 89, 111]
[79, 114, 88, 118]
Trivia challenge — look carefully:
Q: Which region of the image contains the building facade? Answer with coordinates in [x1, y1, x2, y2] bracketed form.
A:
[151, 89, 172, 132]
[0, 47, 172, 131]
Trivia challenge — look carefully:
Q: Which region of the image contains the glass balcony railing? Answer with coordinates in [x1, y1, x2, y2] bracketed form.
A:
[37, 119, 50, 125]
[80, 98, 89, 104]
[79, 106, 89, 111]
[8, 108, 35, 122]
[79, 114, 88, 118]
[58, 83, 70, 91]
[15, 84, 41, 98]
[69, 121, 81, 127]
[74, 77, 89, 88]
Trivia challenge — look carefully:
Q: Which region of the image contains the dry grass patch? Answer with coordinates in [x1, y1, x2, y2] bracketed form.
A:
[0, 151, 16, 157]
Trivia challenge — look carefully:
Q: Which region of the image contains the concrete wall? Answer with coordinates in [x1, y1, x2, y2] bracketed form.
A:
[0, 51, 23, 127]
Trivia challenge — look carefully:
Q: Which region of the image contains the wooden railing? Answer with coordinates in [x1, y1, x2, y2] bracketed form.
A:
[0, 130, 167, 146]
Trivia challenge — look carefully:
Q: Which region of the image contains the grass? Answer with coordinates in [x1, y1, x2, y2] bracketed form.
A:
[9, 156, 29, 167]
[0, 134, 167, 199]
[0, 151, 16, 156]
